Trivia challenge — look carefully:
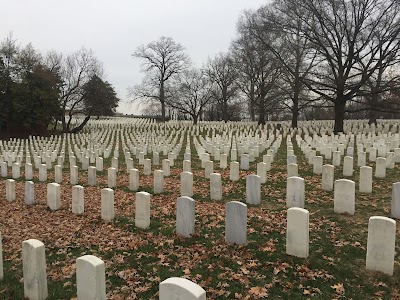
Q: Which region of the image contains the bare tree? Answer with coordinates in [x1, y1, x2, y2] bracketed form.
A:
[232, 14, 286, 124]
[285, 0, 400, 133]
[131, 36, 190, 122]
[46, 47, 103, 132]
[168, 68, 213, 124]
[244, 2, 317, 128]
[0, 33, 19, 133]
[231, 25, 259, 121]
[351, 40, 400, 124]
[206, 53, 239, 122]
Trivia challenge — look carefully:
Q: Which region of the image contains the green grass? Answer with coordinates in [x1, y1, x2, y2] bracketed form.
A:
[0, 130, 399, 299]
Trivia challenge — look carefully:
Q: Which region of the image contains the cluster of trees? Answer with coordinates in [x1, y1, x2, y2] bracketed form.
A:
[0, 34, 119, 136]
[131, 0, 400, 133]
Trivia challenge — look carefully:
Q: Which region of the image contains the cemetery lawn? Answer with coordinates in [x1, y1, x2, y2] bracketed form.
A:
[0, 136, 399, 299]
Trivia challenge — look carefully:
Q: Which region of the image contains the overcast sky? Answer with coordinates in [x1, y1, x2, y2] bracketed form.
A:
[1, 0, 266, 114]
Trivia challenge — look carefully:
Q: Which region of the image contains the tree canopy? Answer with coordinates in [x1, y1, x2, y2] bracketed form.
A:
[130, 36, 190, 122]
[83, 75, 120, 118]
[0, 34, 119, 136]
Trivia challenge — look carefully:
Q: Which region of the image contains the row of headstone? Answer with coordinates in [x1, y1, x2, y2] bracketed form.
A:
[284, 173, 400, 218]
[7, 211, 394, 300]
[5, 169, 400, 221]
[15, 238, 206, 299]
[295, 130, 400, 177]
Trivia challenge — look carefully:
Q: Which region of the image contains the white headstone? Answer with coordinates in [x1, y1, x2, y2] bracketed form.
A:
[204, 161, 213, 179]
[357, 151, 366, 167]
[54, 165, 62, 183]
[263, 154, 272, 171]
[25, 181, 35, 205]
[210, 173, 222, 201]
[183, 160, 191, 172]
[286, 207, 309, 258]
[168, 152, 175, 167]
[287, 155, 297, 165]
[359, 166, 372, 193]
[246, 174, 261, 205]
[22, 239, 48, 300]
[144, 158, 152, 175]
[96, 157, 104, 171]
[240, 154, 250, 170]
[47, 183, 61, 211]
[111, 157, 118, 171]
[135, 191, 150, 229]
[153, 152, 160, 166]
[286, 176, 305, 208]
[313, 156, 323, 175]
[229, 161, 240, 181]
[12, 162, 20, 179]
[70, 165, 78, 185]
[220, 153, 228, 169]
[82, 156, 89, 170]
[334, 179, 355, 215]
[72, 185, 84, 214]
[129, 168, 139, 191]
[366, 216, 396, 275]
[257, 162, 267, 184]
[162, 159, 170, 176]
[181, 171, 193, 197]
[159, 277, 206, 300]
[386, 152, 395, 169]
[369, 147, 377, 162]
[154, 169, 164, 194]
[322, 164, 334, 191]
[126, 157, 134, 173]
[225, 201, 247, 245]
[25, 163, 33, 180]
[1, 161, 7, 177]
[332, 151, 341, 166]
[343, 156, 353, 176]
[88, 166, 97, 186]
[39, 164, 47, 182]
[76, 255, 106, 300]
[391, 182, 400, 219]
[375, 157, 386, 178]
[231, 149, 237, 161]
[107, 167, 116, 188]
[287, 163, 298, 177]
[101, 188, 114, 221]
[6, 179, 16, 202]
[176, 196, 195, 238]
[0, 232, 3, 280]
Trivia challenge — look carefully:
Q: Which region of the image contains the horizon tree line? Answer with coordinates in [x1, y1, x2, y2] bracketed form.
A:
[130, 0, 400, 133]
[0, 33, 119, 137]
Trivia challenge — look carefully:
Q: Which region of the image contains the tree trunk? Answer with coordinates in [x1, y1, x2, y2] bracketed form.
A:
[367, 94, 379, 125]
[61, 114, 66, 131]
[368, 109, 377, 125]
[223, 100, 228, 123]
[291, 78, 302, 128]
[69, 115, 91, 133]
[5, 85, 12, 136]
[258, 104, 266, 125]
[193, 114, 198, 125]
[160, 83, 166, 122]
[66, 113, 73, 132]
[291, 95, 299, 128]
[334, 99, 346, 134]
[250, 83, 255, 121]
